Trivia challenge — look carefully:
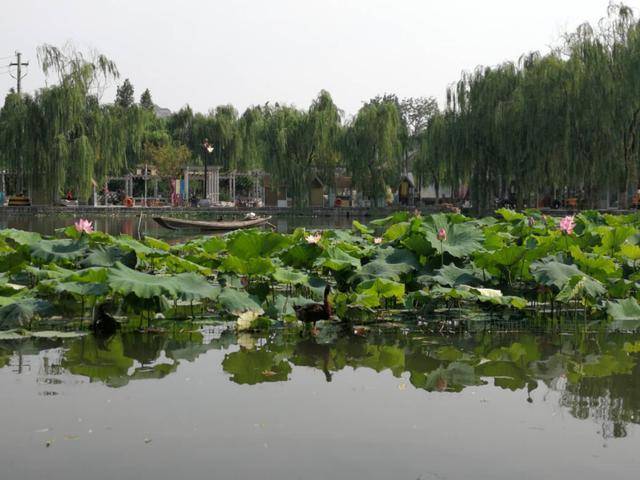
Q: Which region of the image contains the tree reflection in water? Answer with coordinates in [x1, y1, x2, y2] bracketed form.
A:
[1, 324, 639, 437]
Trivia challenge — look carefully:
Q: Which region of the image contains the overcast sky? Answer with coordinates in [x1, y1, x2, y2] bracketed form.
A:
[1, 0, 638, 115]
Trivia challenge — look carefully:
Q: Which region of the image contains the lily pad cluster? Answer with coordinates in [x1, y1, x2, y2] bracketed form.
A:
[2, 209, 640, 331]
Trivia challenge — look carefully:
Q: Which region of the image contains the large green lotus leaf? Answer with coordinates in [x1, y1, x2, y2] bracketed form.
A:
[221, 349, 291, 385]
[0, 238, 14, 255]
[383, 222, 410, 241]
[113, 235, 167, 256]
[62, 267, 109, 283]
[306, 276, 328, 300]
[618, 243, 640, 261]
[0, 251, 27, 275]
[423, 221, 484, 258]
[200, 236, 227, 254]
[23, 264, 75, 280]
[324, 229, 364, 244]
[594, 226, 635, 256]
[488, 245, 527, 267]
[370, 211, 410, 226]
[80, 245, 137, 268]
[555, 275, 606, 303]
[607, 298, 640, 331]
[356, 278, 405, 303]
[401, 233, 435, 257]
[495, 208, 526, 222]
[227, 230, 291, 259]
[569, 245, 620, 280]
[314, 246, 360, 272]
[272, 267, 309, 286]
[54, 281, 109, 297]
[0, 229, 42, 246]
[108, 262, 218, 301]
[218, 288, 264, 315]
[482, 230, 509, 250]
[352, 220, 373, 235]
[265, 294, 316, 318]
[530, 258, 584, 290]
[30, 237, 89, 263]
[220, 255, 274, 276]
[108, 263, 179, 298]
[280, 243, 322, 269]
[333, 240, 370, 259]
[355, 247, 419, 282]
[144, 236, 170, 252]
[0, 298, 53, 330]
[155, 254, 212, 275]
[175, 276, 220, 302]
[428, 264, 485, 287]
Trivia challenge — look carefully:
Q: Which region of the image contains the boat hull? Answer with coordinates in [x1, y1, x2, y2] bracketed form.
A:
[153, 215, 271, 231]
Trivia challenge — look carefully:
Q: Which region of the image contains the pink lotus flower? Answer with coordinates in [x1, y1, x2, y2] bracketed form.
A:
[437, 228, 447, 242]
[305, 233, 321, 244]
[74, 218, 94, 234]
[559, 215, 575, 235]
[373, 237, 383, 245]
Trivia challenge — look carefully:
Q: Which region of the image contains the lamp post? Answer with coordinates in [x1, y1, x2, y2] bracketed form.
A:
[203, 139, 214, 201]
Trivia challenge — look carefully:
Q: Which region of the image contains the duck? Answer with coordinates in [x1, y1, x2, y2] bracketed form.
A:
[91, 302, 118, 336]
[293, 285, 332, 334]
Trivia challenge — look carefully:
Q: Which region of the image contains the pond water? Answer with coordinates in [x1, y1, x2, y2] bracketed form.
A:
[0, 211, 357, 241]
[1, 323, 639, 480]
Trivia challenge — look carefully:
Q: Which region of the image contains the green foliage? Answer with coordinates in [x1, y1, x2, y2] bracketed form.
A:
[115, 78, 135, 108]
[4, 209, 640, 330]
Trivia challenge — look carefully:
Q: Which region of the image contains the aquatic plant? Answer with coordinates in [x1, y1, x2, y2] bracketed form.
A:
[74, 219, 94, 234]
[559, 216, 575, 235]
[2, 209, 640, 332]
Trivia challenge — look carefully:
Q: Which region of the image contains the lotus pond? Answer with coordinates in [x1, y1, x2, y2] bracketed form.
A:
[2, 209, 640, 479]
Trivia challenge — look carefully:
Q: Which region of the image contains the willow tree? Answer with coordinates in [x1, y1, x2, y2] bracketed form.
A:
[209, 105, 241, 170]
[306, 90, 343, 186]
[343, 96, 404, 204]
[262, 104, 313, 206]
[236, 105, 267, 171]
[423, 3, 640, 212]
[0, 44, 123, 203]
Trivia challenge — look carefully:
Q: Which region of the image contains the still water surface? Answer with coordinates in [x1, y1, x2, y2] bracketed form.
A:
[0, 211, 356, 241]
[1, 324, 639, 480]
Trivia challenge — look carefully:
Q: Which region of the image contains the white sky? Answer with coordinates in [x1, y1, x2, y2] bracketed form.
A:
[1, 0, 638, 115]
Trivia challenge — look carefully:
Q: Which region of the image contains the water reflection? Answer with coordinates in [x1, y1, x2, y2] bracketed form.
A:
[1, 325, 639, 438]
[0, 212, 357, 240]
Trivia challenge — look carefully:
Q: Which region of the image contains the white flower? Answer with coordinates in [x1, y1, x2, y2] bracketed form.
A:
[373, 237, 383, 244]
[475, 287, 503, 298]
[305, 233, 321, 244]
[236, 309, 261, 331]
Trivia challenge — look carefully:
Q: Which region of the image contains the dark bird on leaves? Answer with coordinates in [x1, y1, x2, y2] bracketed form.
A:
[294, 285, 332, 333]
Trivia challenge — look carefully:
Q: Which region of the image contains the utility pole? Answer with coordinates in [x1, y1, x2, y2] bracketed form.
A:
[9, 51, 29, 94]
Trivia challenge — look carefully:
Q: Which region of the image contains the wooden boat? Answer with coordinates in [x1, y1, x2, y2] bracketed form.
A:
[153, 215, 271, 231]
[8, 195, 31, 207]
